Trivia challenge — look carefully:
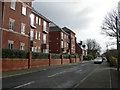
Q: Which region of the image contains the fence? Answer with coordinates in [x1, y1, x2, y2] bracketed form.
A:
[2, 49, 81, 71]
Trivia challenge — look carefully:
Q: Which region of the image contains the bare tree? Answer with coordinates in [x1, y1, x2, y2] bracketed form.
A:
[86, 39, 101, 58]
[101, 9, 118, 37]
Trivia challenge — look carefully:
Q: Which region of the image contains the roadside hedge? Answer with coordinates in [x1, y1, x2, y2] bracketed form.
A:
[32, 52, 49, 59]
[109, 56, 117, 67]
[51, 54, 61, 59]
[63, 54, 70, 59]
[2, 49, 29, 58]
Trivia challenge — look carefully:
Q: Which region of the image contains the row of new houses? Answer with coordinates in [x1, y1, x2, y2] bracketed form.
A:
[0, 0, 87, 56]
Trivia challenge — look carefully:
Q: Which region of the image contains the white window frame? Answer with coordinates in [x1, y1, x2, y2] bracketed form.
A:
[61, 32, 63, 40]
[43, 49, 49, 53]
[38, 32, 40, 40]
[61, 41, 63, 48]
[8, 40, 14, 49]
[30, 29, 34, 40]
[38, 47, 40, 52]
[39, 18, 41, 25]
[9, 18, 15, 31]
[35, 31, 37, 40]
[43, 21, 47, 31]
[36, 16, 38, 24]
[20, 43, 25, 50]
[21, 23, 25, 34]
[43, 34, 46, 44]
[22, 4, 26, 16]
[30, 13, 35, 26]
[10, 0, 16, 10]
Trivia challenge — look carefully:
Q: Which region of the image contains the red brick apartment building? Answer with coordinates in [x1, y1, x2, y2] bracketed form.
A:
[1, 0, 50, 53]
[30, 9, 50, 53]
[49, 24, 69, 54]
[62, 27, 76, 54]
[1, 0, 32, 51]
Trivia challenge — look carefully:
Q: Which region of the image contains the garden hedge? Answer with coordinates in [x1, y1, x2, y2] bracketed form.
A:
[32, 52, 49, 59]
[2, 49, 29, 58]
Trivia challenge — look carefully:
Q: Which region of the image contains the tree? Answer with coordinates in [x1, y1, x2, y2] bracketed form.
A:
[85, 39, 101, 58]
[101, 9, 118, 37]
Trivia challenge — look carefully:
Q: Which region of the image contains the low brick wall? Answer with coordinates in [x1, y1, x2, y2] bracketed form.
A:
[31, 59, 49, 68]
[71, 58, 76, 63]
[50, 59, 61, 65]
[2, 58, 28, 71]
[63, 59, 70, 64]
[76, 58, 80, 62]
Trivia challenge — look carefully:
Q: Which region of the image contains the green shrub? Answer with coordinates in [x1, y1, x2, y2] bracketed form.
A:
[32, 52, 49, 59]
[63, 54, 70, 59]
[83, 54, 94, 60]
[2, 49, 29, 58]
[109, 56, 117, 67]
[51, 54, 61, 59]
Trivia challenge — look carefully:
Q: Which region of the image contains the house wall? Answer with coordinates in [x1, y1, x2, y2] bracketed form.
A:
[2, 2, 32, 51]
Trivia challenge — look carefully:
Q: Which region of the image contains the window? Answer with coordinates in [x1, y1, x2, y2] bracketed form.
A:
[11, 0, 16, 10]
[39, 18, 41, 25]
[43, 49, 49, 53]
[43, 21, 47, 31]
[64, 34, 66, 39]
[30, 13, 35, 26]
[22, 5, 26, 16]
[35, 31, 37, 39]
[64, 42, 66, 47]
[61, 41, 63, 48]
[61, 32, 63, 40]
[30, 29, 34, 40]
[38, 47, 40, 52]
[21, 23, 25, 34]
[38, 32, 40, 40]
[8, 40, 14, 49]
[9, 19, 14, 31]
[43, 34, 46, 44]
[35, 47, 37, 52]
[36, 16, 38, 24]
[20, 43, 25, 50]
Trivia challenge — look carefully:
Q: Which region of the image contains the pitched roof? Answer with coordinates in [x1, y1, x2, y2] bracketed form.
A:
[32, 8, 51, 23]
[62, 27, 76, 34]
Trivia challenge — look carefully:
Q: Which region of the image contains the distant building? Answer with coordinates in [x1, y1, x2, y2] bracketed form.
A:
[49, 23, 69, 54]
[62, 27, 76, 54]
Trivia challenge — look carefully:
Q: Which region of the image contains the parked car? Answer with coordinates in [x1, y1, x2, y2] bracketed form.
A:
[94, 57, 103, 64]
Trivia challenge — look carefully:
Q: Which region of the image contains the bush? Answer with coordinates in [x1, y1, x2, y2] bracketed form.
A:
[2, 49, 29, 58]
[32, 52, 49, 59]
[109, 56, 117, 67]
[83, 54, 94, 60]
[51, 54, 61, 59]
[63, 54, 70, 59]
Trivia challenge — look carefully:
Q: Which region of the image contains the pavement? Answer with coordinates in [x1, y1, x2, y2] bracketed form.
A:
[74, 61, 120, 89]
[2, 61, 120, 89]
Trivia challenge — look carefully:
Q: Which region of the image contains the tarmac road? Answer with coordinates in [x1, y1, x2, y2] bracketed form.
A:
[2, 60, 119, 89]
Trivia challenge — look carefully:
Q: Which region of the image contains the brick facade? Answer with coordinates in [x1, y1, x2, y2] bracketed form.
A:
[62, 27, 76, 54]
[2, 1, 32, 51]
[49, 26, 69, 54]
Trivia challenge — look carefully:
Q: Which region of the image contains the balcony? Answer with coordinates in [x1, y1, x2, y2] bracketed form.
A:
[31, 24, 36, 29]
[43, 28, 48, 34]
[42, 43, 49, 49]
[61, 48, 64, 51]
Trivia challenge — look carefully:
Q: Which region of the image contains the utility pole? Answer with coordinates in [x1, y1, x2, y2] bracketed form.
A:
[116, 16, 120, 71]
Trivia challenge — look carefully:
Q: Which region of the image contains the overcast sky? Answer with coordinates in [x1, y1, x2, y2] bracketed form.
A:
[32, 0, 120, 54]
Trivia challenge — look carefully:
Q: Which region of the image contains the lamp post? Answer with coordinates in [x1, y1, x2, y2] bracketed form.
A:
[116, 16, 120, 71]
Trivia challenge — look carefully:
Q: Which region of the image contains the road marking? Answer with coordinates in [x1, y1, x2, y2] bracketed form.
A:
[73, 68, 97, 89]
[48, 71, 66, 78]
[13, 81, 35, 89]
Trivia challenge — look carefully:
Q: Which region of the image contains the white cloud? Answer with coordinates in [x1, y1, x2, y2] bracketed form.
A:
[33, 0, 119, 53]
